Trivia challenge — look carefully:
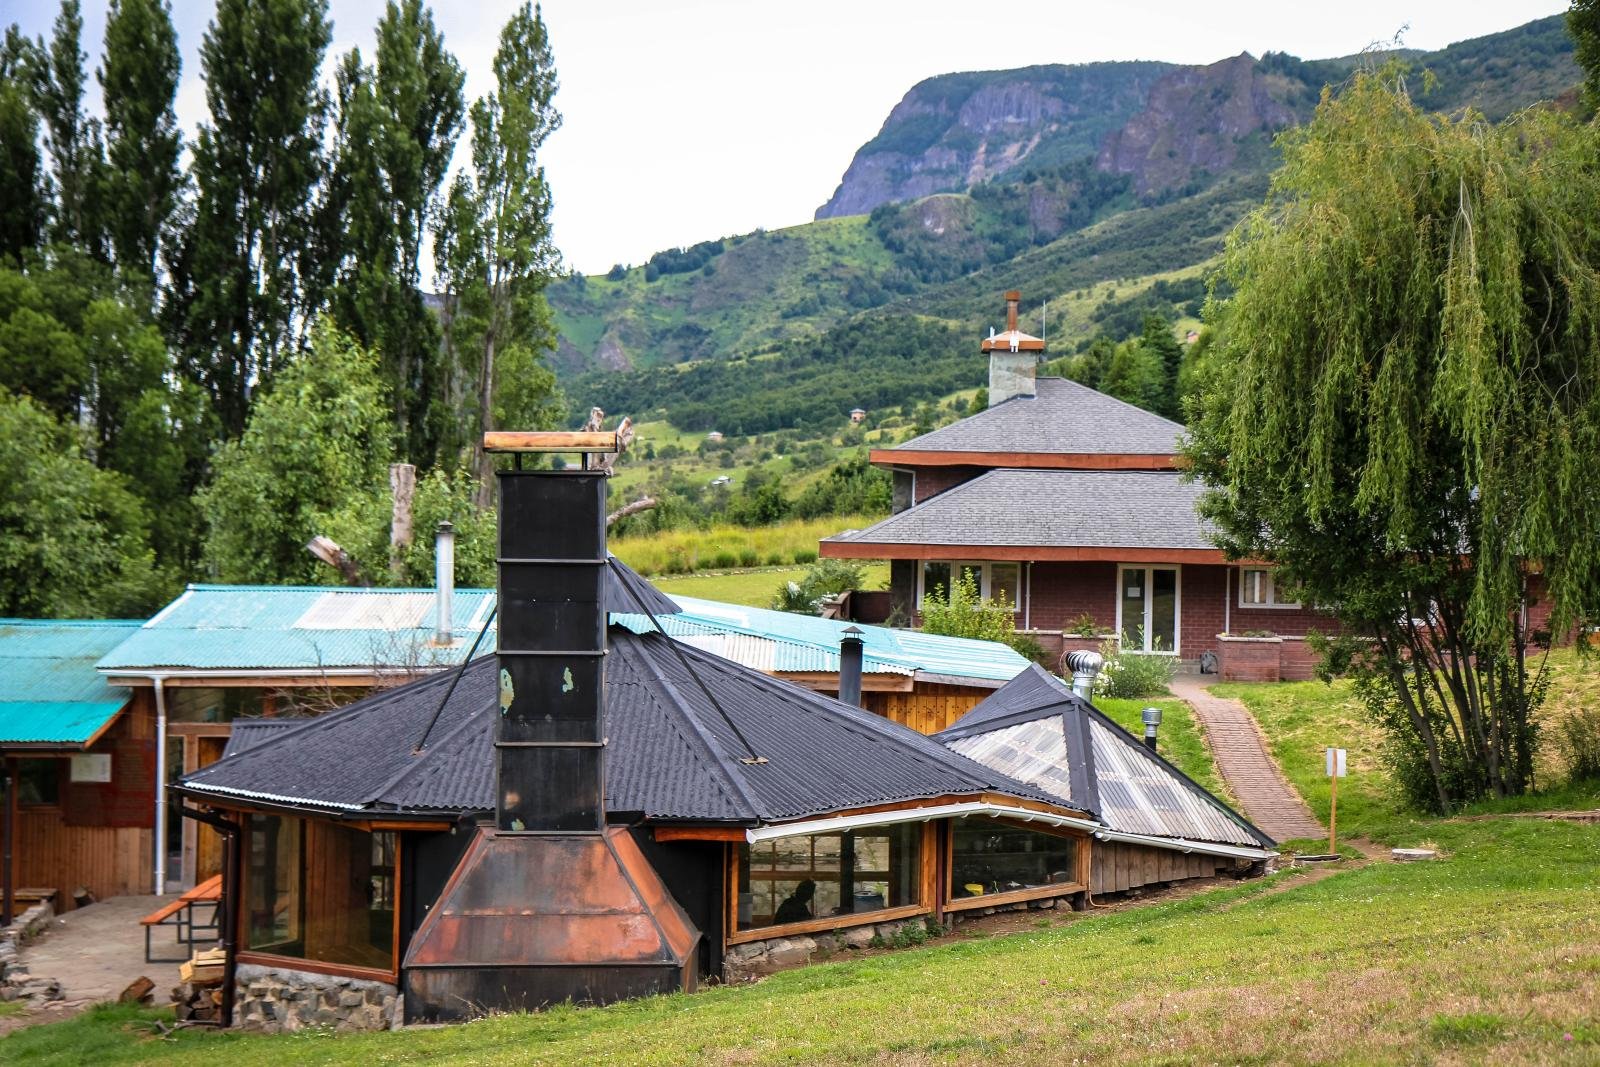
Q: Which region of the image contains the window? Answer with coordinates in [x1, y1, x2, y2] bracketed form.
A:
[919, 561, 1022, 611]
[736, 825, 922, 933]
[948, 818, 1081, 910]
[1239, 568, 1301, 609]
[245, 814, 397, 974]
[15, 759, 62, 806]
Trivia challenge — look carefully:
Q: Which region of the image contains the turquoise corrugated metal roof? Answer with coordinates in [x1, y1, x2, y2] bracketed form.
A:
[97, 585, 498, 672]
[0, 620, 141, 744]
[614, 596, 1030, 684]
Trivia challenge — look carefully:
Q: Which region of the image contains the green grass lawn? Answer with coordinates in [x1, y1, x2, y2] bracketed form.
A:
[648, 563, 889, 610]
[10, 816, 1597, 1065]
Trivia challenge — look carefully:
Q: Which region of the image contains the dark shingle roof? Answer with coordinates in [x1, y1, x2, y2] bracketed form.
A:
[936, 665, 1274, 848]
[181, 626, 1058, 824]
[824, 469, 1212, 551]
[889, 378, 1183, 456]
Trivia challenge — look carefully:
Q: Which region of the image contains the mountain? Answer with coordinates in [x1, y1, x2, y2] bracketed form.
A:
[550, 15, 1577, 389]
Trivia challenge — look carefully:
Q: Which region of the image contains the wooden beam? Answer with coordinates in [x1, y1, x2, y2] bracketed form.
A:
[653, 825, 747, 843]
[725, 903, 930, 946]
[775, 671, 914, 693]
[944, 880, 1085, 912]
[820, 542, 1231, 564]
[869, 449, 1182, 470]
[482, 431, 619, 453]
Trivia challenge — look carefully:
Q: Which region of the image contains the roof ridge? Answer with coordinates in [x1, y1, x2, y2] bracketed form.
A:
[0, 618, 143, 627]
[1043, 376, 1186, 432]
[618, 633, 764, 822]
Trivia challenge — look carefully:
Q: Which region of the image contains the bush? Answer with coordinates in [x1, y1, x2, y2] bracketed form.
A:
[920, 572, 1017, 647]
[711, 550, 739, 569]
[772, 558, 866, 614]
[1095, 639, 1176, 698]
[764, 552, 785, 566]
[738, 548, 760, 567]
[792, 548, 818, 565]
[1068, 612, 1102, 638]
[1556, 706, 1600, 784]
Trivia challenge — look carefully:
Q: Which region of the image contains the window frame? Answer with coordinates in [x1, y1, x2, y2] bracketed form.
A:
[943, 817, 1089, 913]
[725, 823, 937, 946]
[1237, 567, 1301, 610]
[14, 758, 64, 809]
[236, 813, 403, 983]
[917, 560, 1022, 612]
[1114, 564, 1182, 656]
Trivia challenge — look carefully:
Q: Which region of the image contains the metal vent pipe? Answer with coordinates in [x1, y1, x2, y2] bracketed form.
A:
[1063, 649, 1103, 700]
[434, 520, 455, 645]
[838, 626, 865, 707]
[1142, 706, 1163, 752]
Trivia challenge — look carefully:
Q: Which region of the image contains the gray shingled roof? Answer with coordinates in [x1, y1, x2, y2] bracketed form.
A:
[179, 625, 1062, 824]
[936, 665, 1274, 849]
[824, 469, 1213, 551]
[888, 378, 1184, 456]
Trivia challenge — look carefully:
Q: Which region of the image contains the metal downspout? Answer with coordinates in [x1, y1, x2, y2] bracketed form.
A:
[153, 676, 168, 895]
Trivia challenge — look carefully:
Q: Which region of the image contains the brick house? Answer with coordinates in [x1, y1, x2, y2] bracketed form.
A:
[820, 292, 1333, 681]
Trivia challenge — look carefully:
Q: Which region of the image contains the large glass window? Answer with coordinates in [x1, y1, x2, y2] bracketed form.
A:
[1239, 568, 1301, 609]
[736, 826, 922, 933]
[919, 561, 1021, 611]
[245, 814, 396, 973]
[1119, 566, 1179, 654]
[949, 818, 1080, 906]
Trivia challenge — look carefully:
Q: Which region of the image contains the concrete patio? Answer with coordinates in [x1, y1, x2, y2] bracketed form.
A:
[18, 895, 203, 1003]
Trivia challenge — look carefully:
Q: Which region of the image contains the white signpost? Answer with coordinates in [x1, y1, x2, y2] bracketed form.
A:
[1325, 747, 1347, 854]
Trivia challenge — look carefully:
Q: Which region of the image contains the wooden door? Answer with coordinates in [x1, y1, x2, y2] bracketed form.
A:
[193, 736, 229, 882]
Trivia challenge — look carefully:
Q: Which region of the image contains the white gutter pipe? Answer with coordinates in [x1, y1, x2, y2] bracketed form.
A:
[1091, 827, 1276, 863]
[152, 676, 168, 896]
[434, 521, 455, 645]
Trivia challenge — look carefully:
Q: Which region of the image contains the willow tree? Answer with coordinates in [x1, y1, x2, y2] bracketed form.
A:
[1188, 69, 1600, 811]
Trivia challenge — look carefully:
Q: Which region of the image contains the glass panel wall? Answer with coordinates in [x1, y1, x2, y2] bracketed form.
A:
[949, 817, 1078, 901]
[245, 814, 396, 972]
[736, 825, 921, 932]
[1150, 568, 1178, 651]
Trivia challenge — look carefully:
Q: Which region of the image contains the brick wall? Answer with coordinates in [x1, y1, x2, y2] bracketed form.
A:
[1218, 636, 1282, 682]
[1279, 637, 1320, 682]
[912, 466, 983, 504]
[1026, 561, 1118, 632]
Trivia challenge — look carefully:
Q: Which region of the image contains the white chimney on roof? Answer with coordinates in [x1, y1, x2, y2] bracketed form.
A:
[981, 291, 1043, 403]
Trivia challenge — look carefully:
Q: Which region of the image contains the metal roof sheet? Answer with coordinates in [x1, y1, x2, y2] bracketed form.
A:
[614, 596, 1028, 684]
[180, 626, 1059, 824]
[888, 378, 1184, 456]
[0, 620, 140, 744]
[98, 558, 681, 674]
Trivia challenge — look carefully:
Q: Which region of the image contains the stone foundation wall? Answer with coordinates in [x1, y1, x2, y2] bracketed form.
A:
[725, 915, 937, 982]
[0, 898, 61, 1006]
[234, 963, 402, 1032]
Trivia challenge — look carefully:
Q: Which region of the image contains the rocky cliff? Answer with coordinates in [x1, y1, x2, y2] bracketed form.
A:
[815, 63, 1171, 219]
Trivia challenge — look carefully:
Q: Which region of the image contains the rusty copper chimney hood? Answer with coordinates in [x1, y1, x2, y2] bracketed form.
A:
[403, 430, 699, 1021]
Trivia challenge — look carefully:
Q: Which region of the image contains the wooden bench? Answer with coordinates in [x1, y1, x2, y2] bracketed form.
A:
[140, 875, 223, 963]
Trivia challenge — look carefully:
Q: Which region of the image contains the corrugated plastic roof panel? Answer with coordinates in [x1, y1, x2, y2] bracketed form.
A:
[1087, 718, 1261, 845]
[0, 619, 141, 744]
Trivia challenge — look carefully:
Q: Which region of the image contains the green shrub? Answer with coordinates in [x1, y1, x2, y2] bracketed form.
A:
[920, 572, 1017, 647]
[663, 549, 693, 575]
[1067, 612, 1103, 638]
[765, 552, 785, 566]
[1556, 706, 1600, 784]
[1096, 638, 1175, 698]
[711, 550, 739, 569]
[792, 548, 818, 565]
[772, 558, 866, 614]
[738, 548, 761, 567]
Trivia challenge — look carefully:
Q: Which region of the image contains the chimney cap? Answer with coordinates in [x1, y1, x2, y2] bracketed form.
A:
[1003, 290, 1021, 301]
[841, 625, 865, 640]
[436, 519, 455, 534]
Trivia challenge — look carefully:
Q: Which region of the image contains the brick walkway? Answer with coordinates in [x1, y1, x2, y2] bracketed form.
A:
[1169, 675, 1325, 843]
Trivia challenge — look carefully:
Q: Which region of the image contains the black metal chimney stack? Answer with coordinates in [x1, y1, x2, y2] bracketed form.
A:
[838, 625, 865, 707]
[494, 462, 609, 833]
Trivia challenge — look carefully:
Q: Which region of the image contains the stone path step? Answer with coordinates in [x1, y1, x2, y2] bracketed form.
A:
[1169, 675, 1325, 843]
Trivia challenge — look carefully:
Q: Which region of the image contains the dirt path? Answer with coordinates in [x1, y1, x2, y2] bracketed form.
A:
[1170, 675, 1325, 842]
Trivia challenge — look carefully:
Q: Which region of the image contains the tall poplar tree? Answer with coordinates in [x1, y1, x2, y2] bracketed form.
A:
[179, 0, 331, 437]
[325, 0, 463, 463]
[33, 1, 106, 258]
[98, 0, 183, 297]
[435, 3, 563, 504]
[0, 29, 46, 265]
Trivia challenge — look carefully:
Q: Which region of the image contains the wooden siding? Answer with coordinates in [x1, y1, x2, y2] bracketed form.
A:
[1089, 840, 1222, 894]
[861, 683, 990, 735]
[13, 688, 157, 904]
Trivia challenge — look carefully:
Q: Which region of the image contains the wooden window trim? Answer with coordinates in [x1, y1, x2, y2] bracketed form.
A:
[943, 881, 1086, 913]
[725, 903, 930, 946]
[235, 950, 397, 985]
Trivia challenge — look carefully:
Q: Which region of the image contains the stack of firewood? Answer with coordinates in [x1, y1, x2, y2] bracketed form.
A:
[170, 948, 226, 1023]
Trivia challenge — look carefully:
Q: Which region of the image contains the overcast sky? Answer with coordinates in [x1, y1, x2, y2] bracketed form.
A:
[3, 0, 1572, 274]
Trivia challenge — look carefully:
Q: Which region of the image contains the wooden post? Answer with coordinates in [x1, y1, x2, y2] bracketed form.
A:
[1328, 768, 1338, 855]
[2, 757, 14, 927]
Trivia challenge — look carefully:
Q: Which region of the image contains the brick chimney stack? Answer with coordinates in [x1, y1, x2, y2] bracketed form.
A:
[981, 290, 1044, 404]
